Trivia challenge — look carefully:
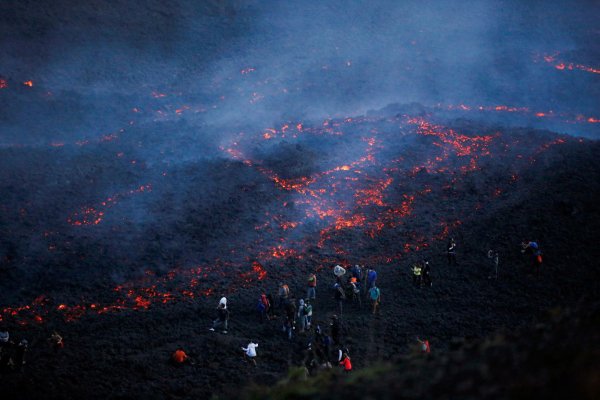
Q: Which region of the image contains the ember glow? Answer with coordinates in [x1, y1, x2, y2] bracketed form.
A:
[67, 184, 152, 226]
[542, 53, 600, 74]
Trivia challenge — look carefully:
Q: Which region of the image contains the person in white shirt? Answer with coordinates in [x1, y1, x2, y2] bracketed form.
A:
[241, 341, 258, 366]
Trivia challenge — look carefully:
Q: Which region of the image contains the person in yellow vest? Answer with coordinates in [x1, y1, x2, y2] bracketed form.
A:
[412, 263, 422, 287]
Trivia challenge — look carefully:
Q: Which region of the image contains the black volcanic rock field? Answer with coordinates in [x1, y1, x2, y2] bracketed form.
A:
[0, 1, 599, 399]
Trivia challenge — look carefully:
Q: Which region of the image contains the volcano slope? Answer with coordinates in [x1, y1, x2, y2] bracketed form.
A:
[0, 105, 599, 399]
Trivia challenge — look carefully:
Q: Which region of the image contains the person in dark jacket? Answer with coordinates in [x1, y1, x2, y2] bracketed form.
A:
[330, 315, 343, 345]
[210, 303, 230, 333]
[447, 238, 457, 265]
[422, 261, 432, 287]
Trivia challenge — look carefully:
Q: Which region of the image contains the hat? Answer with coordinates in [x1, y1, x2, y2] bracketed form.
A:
[0, 331, 9, 342]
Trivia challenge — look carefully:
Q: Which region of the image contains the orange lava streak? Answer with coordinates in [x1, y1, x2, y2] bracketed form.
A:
[68, 184, 152, 226]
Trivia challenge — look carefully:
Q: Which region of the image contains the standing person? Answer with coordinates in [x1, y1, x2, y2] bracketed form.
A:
[330, 315, 342, 345]
[304, 300, 313, 330]
[257, 296, 267, 323]
[306, 272, 317, 300]
[412, 263, 422, 287]
[260, 290, 271, 320]
[487, 250, 499, 279]
[241, 341, 258, 366]
[266, 293, 276, 319]
[447, 238, 457, 265]
[0, 331, 10, 363]
[334, 283, 346, 316]
[284, 299, 297, 340]
[349, 277, 362, 308]
[366, 267, 377, 290]
[422, 261, 432, 287]
[278, 282, 290, 310]
[351, 265, 363, 284]
[369, 285, 381, 315]
[13, 339, 27, 371]
[210, 303, 229, 334]
[298, 299, 308, 333]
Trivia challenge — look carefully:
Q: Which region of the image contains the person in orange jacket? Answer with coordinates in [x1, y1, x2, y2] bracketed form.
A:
[339, 353, 352, 372]
[171, 347, 188, 365]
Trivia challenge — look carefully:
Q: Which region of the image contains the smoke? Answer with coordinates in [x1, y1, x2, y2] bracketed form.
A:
[1, 0, 598, 146]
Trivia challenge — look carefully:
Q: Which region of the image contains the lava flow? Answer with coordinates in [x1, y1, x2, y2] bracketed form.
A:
[67, 184, 152, 226]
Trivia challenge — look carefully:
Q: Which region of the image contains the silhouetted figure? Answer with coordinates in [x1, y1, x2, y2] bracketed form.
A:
[447, 238, 457, 265]
[210, 303, 229, 333]
[422, 261, 432, 287]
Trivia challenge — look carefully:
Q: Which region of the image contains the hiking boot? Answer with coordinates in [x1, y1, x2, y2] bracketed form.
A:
[209, 328, 215, 331]
[222, 330, 228, 334]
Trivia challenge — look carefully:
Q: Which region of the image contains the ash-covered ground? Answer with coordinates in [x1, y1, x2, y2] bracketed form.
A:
[0, 1, 599, 399]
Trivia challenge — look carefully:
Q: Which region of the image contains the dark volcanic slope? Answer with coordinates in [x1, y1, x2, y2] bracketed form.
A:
[0, 105, 599, 399]
[1, 1, 599, 398]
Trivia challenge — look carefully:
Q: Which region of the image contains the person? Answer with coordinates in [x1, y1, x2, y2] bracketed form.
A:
[284, 299, 297, 340]
[13, 339, 27, 371]
[307, 273, 317, 300]
[260, 290, 271, 320]
[351, 264, 363, 283]
[49, 332, 64, 352]
[349, 277, 362, 308]
[298, 299, 308, 333]
[257, 296, 267, 323]
[330, 315, 342, 345]
[339, 352, 352, 373]
[334, 283, 346, 316]
[304, 300, 313, 330]
[422, 261, 432, 287]
[521, 241, 542, 274]
[412, 263, 422, 287]
[0, 331, 12, 369]
[316, 324, 331, 357]
[266, 293, 276, 319]
[366, 267, 377, 290]
[278, 282, 290, 310]
[416, 337, 430, 353]
[210, 303, 229, 333]
[171, 347, 189, 365]
[242, 341, 258, 366]
[487, 250, 499, 279]
[447, 238, 457, 265]
[369, 285, 381, 315]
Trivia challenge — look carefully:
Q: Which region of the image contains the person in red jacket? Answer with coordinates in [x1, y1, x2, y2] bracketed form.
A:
[171, 348, 188, 365]
[417, 337, 430, 353]
[339, 353, 352, 372]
